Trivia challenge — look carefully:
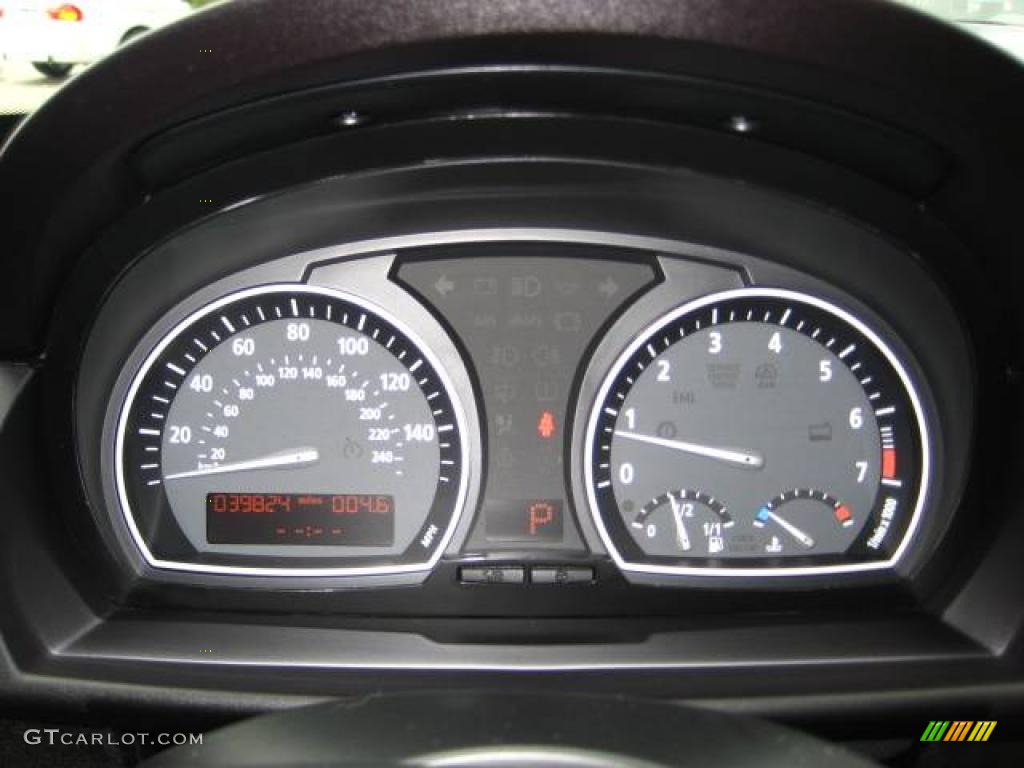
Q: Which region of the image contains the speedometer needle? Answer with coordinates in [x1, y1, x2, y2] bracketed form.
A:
[164, 447, 320, 480]
[614, 430, 765, 470]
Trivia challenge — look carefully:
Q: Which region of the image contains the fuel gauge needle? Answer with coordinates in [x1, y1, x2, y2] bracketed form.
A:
[668, 494, 692, 552]
[164, 447, 320, 480]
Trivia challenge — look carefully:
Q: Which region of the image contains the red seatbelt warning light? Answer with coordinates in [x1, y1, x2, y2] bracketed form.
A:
[537, 410, 557, 439]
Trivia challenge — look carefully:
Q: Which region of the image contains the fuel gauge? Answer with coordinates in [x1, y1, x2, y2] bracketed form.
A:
[630, 489, 733, 558]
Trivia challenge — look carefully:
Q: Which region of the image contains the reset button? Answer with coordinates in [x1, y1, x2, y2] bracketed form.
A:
[531, 566, 595, 585]
[459, 566, 526, 584]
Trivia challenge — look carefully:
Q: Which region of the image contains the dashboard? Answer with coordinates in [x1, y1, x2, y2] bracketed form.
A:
[0, 0, 1022, 763]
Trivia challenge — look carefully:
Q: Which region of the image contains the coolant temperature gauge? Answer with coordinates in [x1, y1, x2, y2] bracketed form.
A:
[752, 489, 856, 555]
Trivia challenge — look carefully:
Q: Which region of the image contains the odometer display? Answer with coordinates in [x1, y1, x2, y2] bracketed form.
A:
[115, 285, 468, 577]
[584, 288, 931, 577]
[206, 493, 394, 546]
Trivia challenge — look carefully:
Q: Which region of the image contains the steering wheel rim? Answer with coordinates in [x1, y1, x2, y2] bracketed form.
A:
[140, 691, 879, 767]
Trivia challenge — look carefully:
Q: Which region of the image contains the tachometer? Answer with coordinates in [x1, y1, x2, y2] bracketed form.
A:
[584, 287, 930, 577]
[115, 284, 469, 577]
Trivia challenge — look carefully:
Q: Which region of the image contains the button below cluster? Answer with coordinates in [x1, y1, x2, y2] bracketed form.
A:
[458, 565, 595, 585]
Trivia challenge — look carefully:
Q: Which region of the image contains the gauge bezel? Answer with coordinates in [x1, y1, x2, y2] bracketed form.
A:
[113, 283, 472, 578]
[582, 286, 932, 578]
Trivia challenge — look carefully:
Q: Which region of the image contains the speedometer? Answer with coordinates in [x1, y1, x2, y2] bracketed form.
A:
[115, 284, 469, 577]
[584, 287, 931, 578]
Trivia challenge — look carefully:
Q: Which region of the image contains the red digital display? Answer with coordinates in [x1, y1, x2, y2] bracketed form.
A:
[484, 498, 564, 542]
[528, 501, 557, 535]
[207, 493, 394, 546]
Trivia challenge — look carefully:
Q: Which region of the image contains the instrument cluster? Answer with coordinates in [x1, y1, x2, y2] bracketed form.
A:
[72, 228, 960, 593]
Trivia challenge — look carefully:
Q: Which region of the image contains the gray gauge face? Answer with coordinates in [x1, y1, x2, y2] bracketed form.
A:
[617, 323, 878, 558]
[585, 288, 929, 576]
[116, 285, 468, 576]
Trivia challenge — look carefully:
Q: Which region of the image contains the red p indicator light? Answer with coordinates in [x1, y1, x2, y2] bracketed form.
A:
[528, 501, 556, 536]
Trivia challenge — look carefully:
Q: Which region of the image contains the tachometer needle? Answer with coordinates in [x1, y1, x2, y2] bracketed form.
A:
[668, 494, 692, 552]
[761, 509, 815, 548]
[164, 447, 320, 480]
[614, 430, 765, 469]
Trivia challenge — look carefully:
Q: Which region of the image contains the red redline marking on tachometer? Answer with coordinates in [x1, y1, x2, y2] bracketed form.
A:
[882, 448, 897, 479]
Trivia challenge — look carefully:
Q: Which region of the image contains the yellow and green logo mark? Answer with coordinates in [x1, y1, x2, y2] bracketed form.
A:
[920, 721, 997, 742]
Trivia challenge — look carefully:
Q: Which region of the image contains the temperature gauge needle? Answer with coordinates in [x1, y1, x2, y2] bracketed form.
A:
[758, 508, 815, 548]
[614, 430, 765, 469]
[668, 494, 692, 552]
[164, 447, 320, 480]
